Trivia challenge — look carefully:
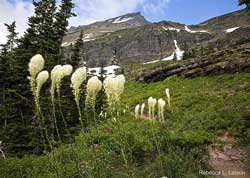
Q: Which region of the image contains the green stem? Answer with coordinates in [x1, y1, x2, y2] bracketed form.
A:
[92, 101, 96, 126]
[51, 96, 61, 142]
[117, 118, 134, 178]
[76, 98, 83, 130]
[57, 90, 70, 136]
[38, 102, 53, 151]
[151, 122, 162, 172]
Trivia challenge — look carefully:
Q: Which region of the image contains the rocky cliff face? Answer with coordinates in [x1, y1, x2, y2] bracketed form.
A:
[63, 9, 250, 70]
[139, 26, 250, 82]
[63, 22, 213, 67]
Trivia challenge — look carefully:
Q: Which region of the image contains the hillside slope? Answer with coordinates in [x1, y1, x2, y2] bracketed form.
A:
[1, 73, 249, 178]
[62, 9, 250, 69]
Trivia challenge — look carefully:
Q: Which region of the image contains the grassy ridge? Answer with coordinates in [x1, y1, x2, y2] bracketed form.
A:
[123, 73, 250, 142]
[0, 73, 249, 178]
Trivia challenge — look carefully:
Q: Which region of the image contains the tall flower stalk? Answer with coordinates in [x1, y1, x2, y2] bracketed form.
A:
[165, 88, 171, 107]
[57, 65, 73, 135]
[157, 98, 166, 122]
[50, 65, 63, 140]
[135, 104, 140, 119]
[50, 64, 73, 139]
[85, 76, 102, 125]
[103, 75, 126, 117]
[35, 70, 52, 149]
[148, 97, 157, 121]
[28, 54, 52, 150]
[71, 67, 87, 129]
[140, 103, 145, 118]
[103, 74, 130, 176]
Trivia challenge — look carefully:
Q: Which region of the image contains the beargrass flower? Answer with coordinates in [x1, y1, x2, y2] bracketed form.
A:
[28, 54, 45, 77]
[35, 70, 49, 113]
[158, 98, 166, 122]
[140, 103, 145, 118]
[62, 64, 73, 77]
[165, 88, 170, 107]
[36, 71, 49, 99]
[28, 54, 45, 97]
[114, 74, 126, 102]
[71, 67, 87, 128]
[148, 97, 157, 120]
[103, 76, 113, 101]
[135, 104, 140, 119]
[86, 76, 102, 109]
[50, 65, 63, 99]
[56, 64, 73, 135]
[28, 55, 52, 149]
[71, 67, 87, 94]
[55, 64, 73, 99]
[103, 74, 126, 113]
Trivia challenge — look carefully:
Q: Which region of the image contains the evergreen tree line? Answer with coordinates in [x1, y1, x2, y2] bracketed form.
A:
[0, 0, 77, 156]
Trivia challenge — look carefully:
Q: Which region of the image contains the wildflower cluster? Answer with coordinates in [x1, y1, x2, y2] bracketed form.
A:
[71, 67, 87, 128]
[71, 67, 87, 100]
[28, 54, 45, 97]
[134, 88, 171, 123]
[86, 76, 102, 109]
[103, 74, 126, 111]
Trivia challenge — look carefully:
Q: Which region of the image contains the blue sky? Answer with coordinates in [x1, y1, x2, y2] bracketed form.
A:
[69, 0, 244, 26]
[141, 0, 243, 25]
[0, 0, 245, 43]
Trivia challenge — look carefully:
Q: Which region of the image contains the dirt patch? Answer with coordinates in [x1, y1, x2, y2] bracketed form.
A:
[208, 132, 250, 178]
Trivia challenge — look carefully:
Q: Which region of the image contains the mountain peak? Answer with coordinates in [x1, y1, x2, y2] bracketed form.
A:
[105, 12, 150, 25]
[65, 12, 150, 44]
[68, 12, 150, 33]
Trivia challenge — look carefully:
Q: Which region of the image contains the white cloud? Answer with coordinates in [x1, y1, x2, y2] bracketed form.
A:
[69, 0, 140, 27]
[140, 0, 171, 15]
[69, 0, 171, 27]
[0, 0, 34, 44]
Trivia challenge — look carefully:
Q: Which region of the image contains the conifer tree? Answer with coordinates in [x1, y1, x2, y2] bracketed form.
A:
[55, 0, 76, 52]
[239, 0, 250, 10]
[19, 0, 58, 60]
[2, 22, 18, 52]
[71, 30, 84, 68]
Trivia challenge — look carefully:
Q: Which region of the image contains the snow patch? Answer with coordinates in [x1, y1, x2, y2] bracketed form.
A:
[87, 65, 120, 77]
[173, 40, 184, 60]
[185, 26, 208, 33]
[112, 17, 134, 24]
[104, 65, 120, 75]
[143, 59, 160, 64]
[143, 40, 184, 64]
[82, 33, 95, 42]
[162, 26, 180, 32]
[162, 40, 184, 61]
[100, 31, 113, 33]
[61, 41, 76, 47]
[225, 27, 240, 33]
[61, 33, 94, 46]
